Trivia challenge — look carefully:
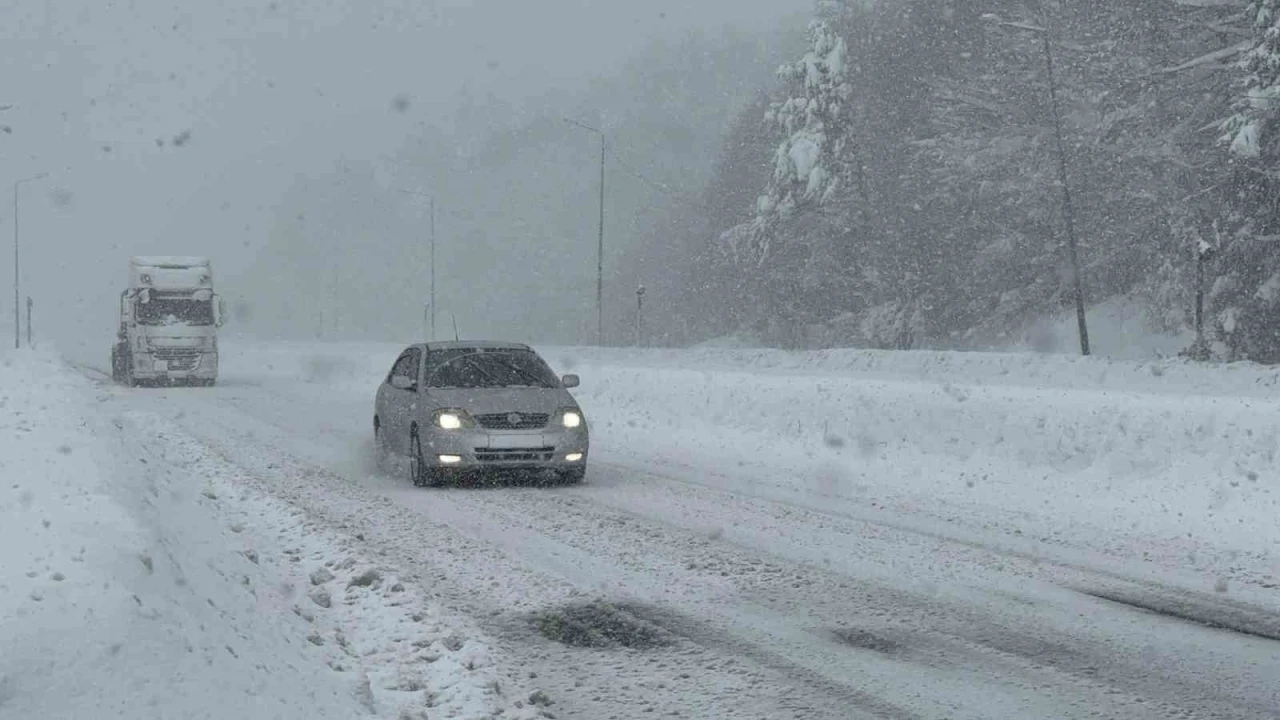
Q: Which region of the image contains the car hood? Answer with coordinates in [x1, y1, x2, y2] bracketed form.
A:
[423, 387, 576, 415]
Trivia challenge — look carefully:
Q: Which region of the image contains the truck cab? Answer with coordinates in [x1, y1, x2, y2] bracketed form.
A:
[111, 256, 226, 387]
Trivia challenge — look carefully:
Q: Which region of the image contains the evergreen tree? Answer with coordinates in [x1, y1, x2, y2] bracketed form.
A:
[1214, 0, 1280, 360]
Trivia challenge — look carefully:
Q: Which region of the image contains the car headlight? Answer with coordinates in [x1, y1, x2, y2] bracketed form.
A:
[560, 409, 583, 429]
[433, 409, 475, 430]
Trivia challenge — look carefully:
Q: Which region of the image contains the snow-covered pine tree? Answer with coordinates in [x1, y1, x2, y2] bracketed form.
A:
[770, 21, 851, 208]
[715, 11, 860, 347]
[1212, 1, 1280, 361]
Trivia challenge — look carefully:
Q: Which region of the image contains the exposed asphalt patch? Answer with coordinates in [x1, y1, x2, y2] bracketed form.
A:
[831, 627, 903, 655]
[533, 600, 673, 650]
[1076, 586, 1280, 642]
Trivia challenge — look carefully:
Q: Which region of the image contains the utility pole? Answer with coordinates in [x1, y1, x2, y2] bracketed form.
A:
[25, 296, 31, 347]
[13, 172, 48, 349]
[1041, 29, 1089, 356]
[430, 194, 436, 341]
[565, 118, 606, 346]
[984, 14, 1090, 356]
[597, 136, 605, 346]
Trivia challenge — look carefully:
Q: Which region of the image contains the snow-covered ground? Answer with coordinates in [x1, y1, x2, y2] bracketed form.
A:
[8, 339, 1280, 718]
[0, 348, 547, 720]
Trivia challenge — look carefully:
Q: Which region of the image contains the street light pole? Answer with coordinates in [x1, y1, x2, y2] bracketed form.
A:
[400, 189, 436, 341]
[984, 15, 1090, 356]
[565, 118, 606, 346]
[635, 284, 646, 347]
[13, 172, 48, 350]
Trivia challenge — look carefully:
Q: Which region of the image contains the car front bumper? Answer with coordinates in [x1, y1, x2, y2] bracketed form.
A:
[422, 425, 589, 470]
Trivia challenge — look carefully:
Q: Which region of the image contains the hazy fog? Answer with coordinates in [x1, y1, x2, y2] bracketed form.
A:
[1, 0, 807, 363]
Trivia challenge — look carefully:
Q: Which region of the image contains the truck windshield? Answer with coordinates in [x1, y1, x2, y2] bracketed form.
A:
[136, 297, 214, 326]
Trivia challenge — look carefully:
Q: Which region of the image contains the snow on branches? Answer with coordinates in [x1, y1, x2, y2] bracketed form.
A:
[720, 19, 852, 268]
[1222, 0, 1280, 160]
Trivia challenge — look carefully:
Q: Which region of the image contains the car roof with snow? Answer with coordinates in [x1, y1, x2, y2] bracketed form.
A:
[422, 341, 532, 352]
[130, 256, 212, 267]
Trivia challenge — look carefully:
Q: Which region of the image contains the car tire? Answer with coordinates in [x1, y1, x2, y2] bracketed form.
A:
[373, 422, 390, 474]
[409, 432, 441, 488]
[559, 467, 586, 485]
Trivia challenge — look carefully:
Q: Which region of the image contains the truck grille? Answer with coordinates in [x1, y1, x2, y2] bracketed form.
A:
[154, 350, 200, 371]
[474, 447, 555, 463]
[475, 412, 549, 430]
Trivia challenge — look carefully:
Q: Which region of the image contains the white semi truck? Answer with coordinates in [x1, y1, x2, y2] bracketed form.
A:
[111, 256, 226, 386]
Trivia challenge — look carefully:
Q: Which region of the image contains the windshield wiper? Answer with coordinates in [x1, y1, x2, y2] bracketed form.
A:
[488, 358, 553, 388]
[458, 356, 508, 387]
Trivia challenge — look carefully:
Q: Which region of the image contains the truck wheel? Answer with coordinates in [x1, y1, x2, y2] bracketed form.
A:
[121, 350, 137, 387]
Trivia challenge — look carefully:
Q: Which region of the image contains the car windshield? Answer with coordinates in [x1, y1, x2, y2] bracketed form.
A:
[425, 350, 561, 389]
[135, 297, 214, 326]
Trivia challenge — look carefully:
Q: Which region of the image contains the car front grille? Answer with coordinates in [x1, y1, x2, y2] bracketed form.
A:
[474, 447, 556, 463]
[475, 412, 550, 430]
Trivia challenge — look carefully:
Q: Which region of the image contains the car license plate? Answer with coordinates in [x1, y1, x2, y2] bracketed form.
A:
[154, 359, 168, 371]
[486, 434, 545, 449]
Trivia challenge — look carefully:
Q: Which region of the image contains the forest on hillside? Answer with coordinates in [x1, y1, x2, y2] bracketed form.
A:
[643, 0, 1280, 362]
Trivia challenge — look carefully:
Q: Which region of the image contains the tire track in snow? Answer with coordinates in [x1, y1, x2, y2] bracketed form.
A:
[107, 387, 889, 719]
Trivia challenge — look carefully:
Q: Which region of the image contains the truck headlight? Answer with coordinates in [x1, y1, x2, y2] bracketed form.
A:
[560, 410, 583, 429]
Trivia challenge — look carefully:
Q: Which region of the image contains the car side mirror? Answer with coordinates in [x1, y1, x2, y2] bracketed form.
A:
[390, 375, 416, 391]
[562, 374, 580, 388]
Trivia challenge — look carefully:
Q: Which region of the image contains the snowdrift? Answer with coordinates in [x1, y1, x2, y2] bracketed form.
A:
[0, 349, 544, 720]
[0, 349, 373, 718]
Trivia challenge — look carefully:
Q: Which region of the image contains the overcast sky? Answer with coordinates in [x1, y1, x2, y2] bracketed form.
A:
[1, 0, 808, 360]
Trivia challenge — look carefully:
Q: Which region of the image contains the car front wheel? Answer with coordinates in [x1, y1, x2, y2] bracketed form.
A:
[408, 432, 442, 488]
[373, 421, 391, 474]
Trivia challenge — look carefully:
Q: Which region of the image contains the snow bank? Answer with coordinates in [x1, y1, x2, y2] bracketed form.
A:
[549, 343, 1280, 398]
[555, 346, 1280, 587]
[0, 348, 543, 719]
[0, 348, 372, 719]
[116, 411, 547, 720]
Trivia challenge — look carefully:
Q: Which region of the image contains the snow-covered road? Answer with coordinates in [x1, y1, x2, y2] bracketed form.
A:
[34, 342, 1280, 718]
